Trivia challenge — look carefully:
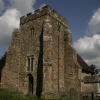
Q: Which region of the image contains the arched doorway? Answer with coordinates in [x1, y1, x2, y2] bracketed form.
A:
[28, 74, 34, 94]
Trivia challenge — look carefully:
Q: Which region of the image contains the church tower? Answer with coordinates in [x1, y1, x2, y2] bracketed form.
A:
[1, 5, 81, 99]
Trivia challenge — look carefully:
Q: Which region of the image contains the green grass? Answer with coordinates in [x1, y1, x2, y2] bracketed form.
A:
[0, 88, 100, 100]
[0, 88, 38, 100]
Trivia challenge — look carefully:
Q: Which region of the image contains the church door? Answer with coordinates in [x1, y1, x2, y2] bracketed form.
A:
[28, 74, 33, 94]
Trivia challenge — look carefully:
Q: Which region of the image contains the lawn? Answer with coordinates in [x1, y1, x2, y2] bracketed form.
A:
[0, 88, 100, 100]
[0, 88, 38, 100]
[0, 88, 76, 100]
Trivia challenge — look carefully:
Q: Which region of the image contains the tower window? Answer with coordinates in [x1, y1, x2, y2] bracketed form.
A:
[30, 28, 34, 35]
[64, 34, 67, 41]
[28, 58, 30, 71]
[58, 23, 60, 32]
[27, 56, 34, 71]
[31, 58, 34, 71]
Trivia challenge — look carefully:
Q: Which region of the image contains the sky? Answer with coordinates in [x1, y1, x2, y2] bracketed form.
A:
[0, 0, 100, 68]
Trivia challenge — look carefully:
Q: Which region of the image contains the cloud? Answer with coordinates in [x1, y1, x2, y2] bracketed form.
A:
[75, 7, 100, 68]
[0, 8, 21, 46]
[0, 0, 36, 55]
[88, 8, 100, 34]
[9, 0, 36, 15]
[73, 34, 100, 68]
[0, 0, 4, 12]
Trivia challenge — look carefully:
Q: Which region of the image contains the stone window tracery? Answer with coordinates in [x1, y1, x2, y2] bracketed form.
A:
[27, 55, 34, 71]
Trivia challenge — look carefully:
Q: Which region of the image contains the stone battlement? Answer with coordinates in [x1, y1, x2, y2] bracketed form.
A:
[20, 5, 67, 26]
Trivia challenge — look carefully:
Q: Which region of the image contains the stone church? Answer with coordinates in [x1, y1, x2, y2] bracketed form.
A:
[1, 5, 94, 98]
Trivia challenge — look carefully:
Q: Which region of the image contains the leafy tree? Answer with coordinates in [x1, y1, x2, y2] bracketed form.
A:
[0, 52, 6, 83]
[90, 64, 100, 75]
[0, 52, 6, 70]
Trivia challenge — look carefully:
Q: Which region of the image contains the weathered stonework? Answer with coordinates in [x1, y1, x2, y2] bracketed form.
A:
[1, 5, 91, 99]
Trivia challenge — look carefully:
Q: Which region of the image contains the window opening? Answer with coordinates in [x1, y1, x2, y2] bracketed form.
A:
[28, 58, 30, 71]
[58, 23, 60, 32]
[30, 28, 34, 36]
[27, 56, 34, 71]
[31, 58, 34, 71]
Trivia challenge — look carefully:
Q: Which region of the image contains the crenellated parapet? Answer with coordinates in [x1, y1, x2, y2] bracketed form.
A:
[20, 5, 67, 26]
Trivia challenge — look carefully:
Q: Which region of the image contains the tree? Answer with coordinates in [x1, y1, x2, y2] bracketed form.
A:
[0, 52, 6, 83]
[90, 64, 100, 75]
[0, 52, 6, 70]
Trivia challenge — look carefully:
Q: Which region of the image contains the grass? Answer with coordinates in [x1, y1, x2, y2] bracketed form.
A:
[0, 88, 38, 100]
[0, 88, 100, 100]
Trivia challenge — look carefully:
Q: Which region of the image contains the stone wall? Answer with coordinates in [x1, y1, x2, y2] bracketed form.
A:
[42, 14, 66, 94]
[64, 29, 81, 92]
[81, 73, 98, 93]
[1, 29, 21, 91]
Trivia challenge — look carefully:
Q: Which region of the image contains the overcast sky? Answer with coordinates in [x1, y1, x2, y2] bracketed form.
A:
[0, 0, 100, 68]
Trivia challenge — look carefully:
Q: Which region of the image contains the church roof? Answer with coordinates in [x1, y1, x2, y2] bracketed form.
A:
[77, 54, 94, 74]
[83, 76, 100, 83]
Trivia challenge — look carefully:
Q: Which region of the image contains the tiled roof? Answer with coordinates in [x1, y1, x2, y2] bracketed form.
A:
[83, 76, 100, 83]
[77, 54, 94, 73]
